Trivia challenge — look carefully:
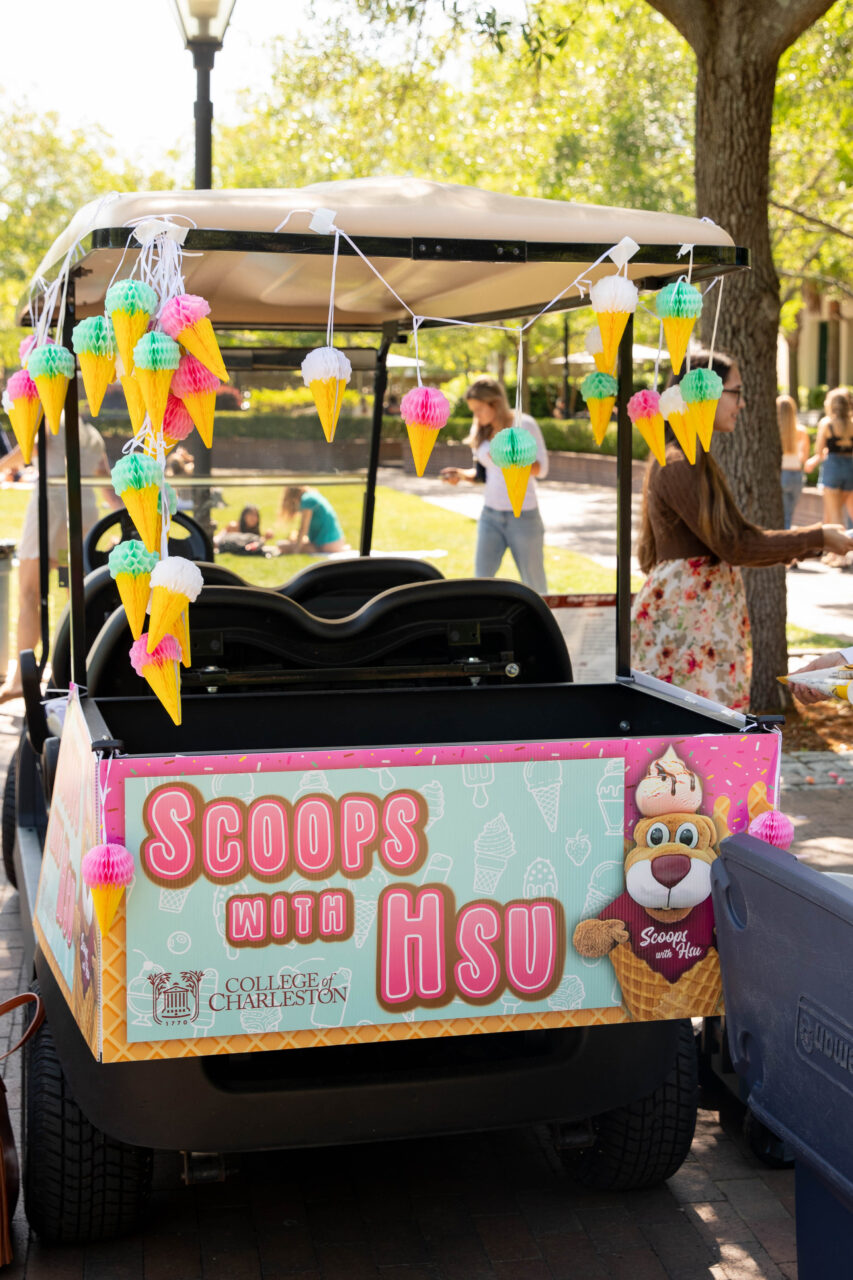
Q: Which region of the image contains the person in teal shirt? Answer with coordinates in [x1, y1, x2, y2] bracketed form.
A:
[279, 486, 349, 553]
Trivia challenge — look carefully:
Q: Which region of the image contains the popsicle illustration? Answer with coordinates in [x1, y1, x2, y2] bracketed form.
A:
[132, 331, 182, 432]
[628, 388, 666, 467]
[4, 369, 43, 464]
[81, 842, 134, 935]
[589, 274, 639, 373]
[170, 352, 219, 448]
[71, 315, 116, 416]
[462, 761, 495, 808]
[146, 556, 204, 654]
[584, 325, 615, 375]
[130, 633, 183, 725]
[400, 385, 451, 475]
[491, 426, 538, 517]
[659, 383, 695, 464]
[580, 371, 617, 446]
[105, 278, 158, 375]
[111, 454, 164, 554]
[680, 366, 723, 452]
[300, 346, 352, 444]
[108, 540, 158, 641]
[655, 280, 703, 375]
[160, 293, 229, 383]
[27, 343, 75, 434]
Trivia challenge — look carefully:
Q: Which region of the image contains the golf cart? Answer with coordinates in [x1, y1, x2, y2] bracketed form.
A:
[6, 180, 772, 1246]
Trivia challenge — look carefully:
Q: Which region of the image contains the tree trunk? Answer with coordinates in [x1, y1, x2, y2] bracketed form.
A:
[786, 319, 801, 405]
[647, 1, 836, 710]
[827, 300, 841, 389]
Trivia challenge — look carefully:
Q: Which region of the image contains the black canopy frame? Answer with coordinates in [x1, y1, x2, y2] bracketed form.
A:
[21, 225, 749, 693]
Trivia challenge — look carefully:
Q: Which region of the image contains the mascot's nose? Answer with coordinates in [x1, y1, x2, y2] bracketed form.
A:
[650, 854, 692, 888]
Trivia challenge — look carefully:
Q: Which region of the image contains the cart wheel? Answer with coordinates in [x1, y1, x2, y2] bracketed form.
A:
[557, 1020, 698, 1191]
[1, 754, 16, 889]
[22, 987, 153, 1244]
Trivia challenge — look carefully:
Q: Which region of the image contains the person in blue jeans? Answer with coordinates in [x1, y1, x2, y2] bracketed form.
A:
[805, 388, 853, 567]
[279, 486, 349, 554]
[777, 395, 809, 530]
[440, 377, 548, 593]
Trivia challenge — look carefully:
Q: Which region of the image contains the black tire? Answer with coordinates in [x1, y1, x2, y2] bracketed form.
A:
[559, 1020, 698, 1190]
[1, 755, 16, 889]
[22, 987, 153, 1244]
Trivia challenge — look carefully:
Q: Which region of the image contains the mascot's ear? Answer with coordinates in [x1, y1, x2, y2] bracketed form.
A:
[696, 814, 719, 849]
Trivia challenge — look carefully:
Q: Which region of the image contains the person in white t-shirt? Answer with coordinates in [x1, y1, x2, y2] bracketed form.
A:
[440, 377, 549, 593]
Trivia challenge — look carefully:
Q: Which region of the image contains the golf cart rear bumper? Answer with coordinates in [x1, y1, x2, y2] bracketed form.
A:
[37, 949, 684, 1153]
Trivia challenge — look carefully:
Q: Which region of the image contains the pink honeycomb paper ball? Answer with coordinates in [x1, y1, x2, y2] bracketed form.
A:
[747, 810, 795, 852]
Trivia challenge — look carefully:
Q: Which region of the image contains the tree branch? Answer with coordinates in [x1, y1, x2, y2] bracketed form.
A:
[779, 271, 853, 302]
[770, 199, 853, 242]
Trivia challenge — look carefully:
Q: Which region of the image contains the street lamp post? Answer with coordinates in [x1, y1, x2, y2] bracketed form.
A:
[170, 0, 236, 530]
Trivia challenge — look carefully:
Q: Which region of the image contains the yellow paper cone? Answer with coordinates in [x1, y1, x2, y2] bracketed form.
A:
[147, 586, 190, 653]
[177, 317, 229, 383]
[406, 423, 440, 476]
[90, 883, 126, 935]
[593, 351, 616, 375]
[142, 430, 176, 457]
[668, 409, 696, 465]
[115, 572, 151, 641]
[172, 608, 191, 668]
[689, 399, 718, 453]
[638, 413, 667, 466]
[33, 374, 69, 435]
[588, 396, 616, 447]
[122, 484, 161, 554]
[502, 464, 532, 518]
[143, 656, 182, 726]
[309, 377, 347, 443]
[9, 397, 43, 465]
[78, 351, 116, 417]
[135, 367, 175, 433]
[662, 316, 697, 377]
[120, 374, 147, 434]
[111, 311, 150, 376]
[595, 310, 630, 374]
[181, 389, 215, 448]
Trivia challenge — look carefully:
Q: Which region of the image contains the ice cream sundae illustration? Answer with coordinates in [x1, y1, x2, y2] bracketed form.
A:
[473, 813, 517, 894]
[596, 758, 625, 834]
[573, 746, 722, 1021]
[523, 760, 562, 832]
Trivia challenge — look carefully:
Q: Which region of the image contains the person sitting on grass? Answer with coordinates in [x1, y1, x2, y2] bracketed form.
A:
[278, 486, 349, 555]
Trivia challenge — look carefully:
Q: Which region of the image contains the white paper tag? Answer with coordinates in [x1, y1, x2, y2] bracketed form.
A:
[132, 219, 190, 247]
[309, 208, 339, 235]
[607, 236, 640, 269]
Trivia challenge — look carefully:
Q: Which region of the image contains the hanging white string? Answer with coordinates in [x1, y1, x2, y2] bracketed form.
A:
[514, 329, 525, 428]
[654, 321, 663, 393]
[412, 316, 425, 386]
[326, 229, 341, 348]
[95, 751, 115, 846]
[272, 209, 319, 233]
[521, 244, 621, 333]
[706, 276, 725, 366]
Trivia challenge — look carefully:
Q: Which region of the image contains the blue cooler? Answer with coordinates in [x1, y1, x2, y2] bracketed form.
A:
[712, 835, 853, 1278]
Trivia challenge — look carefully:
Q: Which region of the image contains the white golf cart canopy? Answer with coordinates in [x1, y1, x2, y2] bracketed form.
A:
[26, 178, 743, 331]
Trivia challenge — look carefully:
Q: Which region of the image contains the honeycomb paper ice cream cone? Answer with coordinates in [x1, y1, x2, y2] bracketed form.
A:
[89, 884, 125, 937]
[662, 317, 696, 377]
[120, 373, 147, 434]
[81, 842, 134, 936]
[628, 390, 666, 467]
[4, 369, 43, 464]
[688, 399, 718, 453]
[147, 558, 203, 653]
[491, 426, 538, 517]
[106, 279, 159, 375]
[169, 350, 218, 446]
[584, 326, 616, 376]
[72, 316, 117, 417]
[301, 347, 352, 444]
[610, 942, 722, 1021]
[130, 633, 183, 725]
[133, 330, 182, 433]
[581, 371, 618, 447]
[655, 281, 703, 376]
[401, 386, 451, 475]
[135, 365, 176, 431]
[111, 455, 164, 554]
[115, 572, 152, 640]
[680, 367, 723, 454]
[590, 275, 639, 373]
[659, 385, 695, 465]
[172, 608, 191, 668]
[28, 344, 75, 435]
[161, 295, 228, 383]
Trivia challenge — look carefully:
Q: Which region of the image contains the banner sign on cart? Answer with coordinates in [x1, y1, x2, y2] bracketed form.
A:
[112, 732, 781, 1047]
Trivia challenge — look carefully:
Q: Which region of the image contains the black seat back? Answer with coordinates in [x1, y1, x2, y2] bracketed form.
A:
[277, 556, 444, 618]
[51, 561, 246, 690]
[87, 578, 571, 701]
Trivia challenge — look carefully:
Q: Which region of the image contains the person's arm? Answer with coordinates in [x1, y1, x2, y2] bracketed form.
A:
[0, 444, 23, 479]
[440, 466, 478, 485]
[291, 509, 313, 550]
[652, 456, 830, 567]
[796, 426, 811, 468]
[789, 645, 853, 704]
[804, 421, 828, 474]
[525, 415, 548, 480]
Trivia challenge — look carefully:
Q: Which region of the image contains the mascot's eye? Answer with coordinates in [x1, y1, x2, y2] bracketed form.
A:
[647, 822, 669, 847]
[675, 822, 699, 848]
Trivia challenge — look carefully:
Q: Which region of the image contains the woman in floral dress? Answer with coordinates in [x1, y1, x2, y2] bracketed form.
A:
[631, 352, 853, 710]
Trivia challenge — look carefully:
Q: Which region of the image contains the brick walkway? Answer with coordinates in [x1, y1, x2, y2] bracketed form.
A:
[3, 704, 846, 1277]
